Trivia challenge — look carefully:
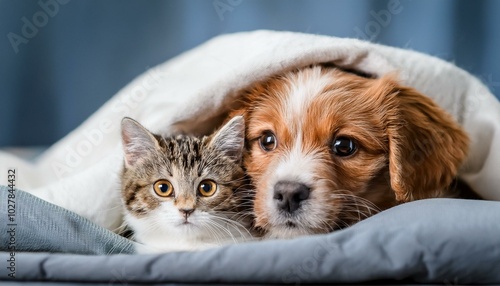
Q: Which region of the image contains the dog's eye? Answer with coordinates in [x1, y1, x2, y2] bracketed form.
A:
[332, 137, 357, 157]
[259, 131, 277, 151]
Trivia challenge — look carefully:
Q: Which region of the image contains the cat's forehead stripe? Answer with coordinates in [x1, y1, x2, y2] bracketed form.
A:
[157, 135, 205, 171]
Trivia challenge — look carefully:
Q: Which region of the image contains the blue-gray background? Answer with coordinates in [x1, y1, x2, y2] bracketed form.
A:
[1, 0, 499, 146]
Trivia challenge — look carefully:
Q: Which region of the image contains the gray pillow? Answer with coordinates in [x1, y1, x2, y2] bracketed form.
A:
[1, 185, 499, 284]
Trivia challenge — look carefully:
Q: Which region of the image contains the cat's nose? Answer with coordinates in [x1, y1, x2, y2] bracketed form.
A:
[179, 208, 195, 219]
[273, 181, 310, 213]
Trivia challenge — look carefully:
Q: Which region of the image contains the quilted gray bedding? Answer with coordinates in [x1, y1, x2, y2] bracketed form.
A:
[1, 186, 499, 284]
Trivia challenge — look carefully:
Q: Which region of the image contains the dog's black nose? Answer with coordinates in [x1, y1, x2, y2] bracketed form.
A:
[273, 181, 310, 213]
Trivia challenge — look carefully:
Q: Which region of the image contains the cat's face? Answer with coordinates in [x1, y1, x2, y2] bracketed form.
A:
[121, 116, 251, 251]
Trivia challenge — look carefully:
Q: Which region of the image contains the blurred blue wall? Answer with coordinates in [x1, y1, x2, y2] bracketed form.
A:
[1, 0, 499, 146]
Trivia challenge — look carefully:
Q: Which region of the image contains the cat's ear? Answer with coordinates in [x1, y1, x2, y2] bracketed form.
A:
[121, 117, 160, 167]
[209, 116, 245, 163]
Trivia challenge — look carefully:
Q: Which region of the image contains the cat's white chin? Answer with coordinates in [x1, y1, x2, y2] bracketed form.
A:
[125, 212, 253, 254]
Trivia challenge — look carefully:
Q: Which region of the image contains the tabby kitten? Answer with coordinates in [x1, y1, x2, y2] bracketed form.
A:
[120, 116, 254, 253]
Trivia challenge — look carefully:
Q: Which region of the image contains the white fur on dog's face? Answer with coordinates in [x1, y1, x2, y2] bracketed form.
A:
[234, 66, 469, 239]
[259, 137, 336, 238]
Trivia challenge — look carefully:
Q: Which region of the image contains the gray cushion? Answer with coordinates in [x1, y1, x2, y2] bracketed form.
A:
[1, 185, 499, 284]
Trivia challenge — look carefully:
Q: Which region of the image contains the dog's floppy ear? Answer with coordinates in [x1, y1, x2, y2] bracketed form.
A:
[377, 77, 469, 201]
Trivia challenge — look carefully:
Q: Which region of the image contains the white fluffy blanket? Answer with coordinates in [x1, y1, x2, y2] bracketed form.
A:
[2, 30, 499, 230]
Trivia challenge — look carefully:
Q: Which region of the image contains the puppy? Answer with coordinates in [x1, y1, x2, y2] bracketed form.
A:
[231, 65, 471, 239]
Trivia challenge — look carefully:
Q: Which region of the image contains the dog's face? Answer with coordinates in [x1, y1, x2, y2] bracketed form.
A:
[233, 66, 469, 239]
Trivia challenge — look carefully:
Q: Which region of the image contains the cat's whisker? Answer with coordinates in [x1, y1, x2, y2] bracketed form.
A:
[214, 209, 254, 223]
[199, 218, 228, 244]
[204, 217, 237, 239]
[219, 175, 247, 183]
[210, 216, 252, 239]
[197, 220, 219, 242]
[205, 220, 239, 244]
[204, 212, 249, 242]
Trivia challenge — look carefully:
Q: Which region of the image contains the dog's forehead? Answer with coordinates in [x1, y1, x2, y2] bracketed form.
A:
[284, 72, 379, 123]
[246, 67, 388, 150]
[282, 67, 337, 121]
[279, 68, 376, 122]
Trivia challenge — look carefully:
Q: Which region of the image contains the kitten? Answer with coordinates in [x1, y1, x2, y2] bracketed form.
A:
[120, 116, 254, 253]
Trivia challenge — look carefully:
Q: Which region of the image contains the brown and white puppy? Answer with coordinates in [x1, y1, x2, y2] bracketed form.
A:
[231, 65, 472, 239]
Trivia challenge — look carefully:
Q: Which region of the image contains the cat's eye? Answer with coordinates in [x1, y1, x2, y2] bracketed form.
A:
[259, 131, 277, 152]
[153, 180, 174, 197]
[332, 136, 357, 157]
[198, 180, 217, 197]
